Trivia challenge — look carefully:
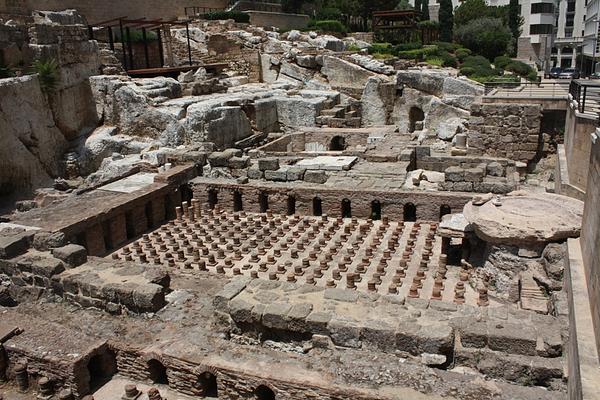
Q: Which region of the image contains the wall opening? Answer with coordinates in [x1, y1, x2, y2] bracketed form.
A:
[165, 194, 176, 220]
[233, 191, 243, 212]
[101, 220, 113, 251]
[87, 350, 117, 392]
[125, 210, 135, 239]
[341, 198, 352, 218]
[330, 135, 346, 151]
[408, 106, 425, 133]
[259, 192, 269, 213]
[208, 189, 218, 209]
[255, 385, 275, 400]
[371, 200, 382, 220]
[287, 196, 296, 215]
[179, 183, 193, 204]
[145, 202, 154, 229]
[439, 204, 451, 221]
[313, 197, 322, 216]
[147, 359, 169, 385]
[403, 203, 417, 222]
[197, 371, 218, 398]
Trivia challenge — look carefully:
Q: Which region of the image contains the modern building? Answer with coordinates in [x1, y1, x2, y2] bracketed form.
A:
[583, 0, 600, 73]
[551, 0, 586, 69]
[517, 0, 557, 71]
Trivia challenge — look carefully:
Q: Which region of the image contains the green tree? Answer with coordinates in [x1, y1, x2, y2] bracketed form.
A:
[395, 0, 413, 10]
[438, 0, 453, 42]
[414, 0, 422, 15]
[422, 0, 430, 19]
[508, 0, 522, 39]
[454, 17, 512, 60]
[454, 0, 490, 25]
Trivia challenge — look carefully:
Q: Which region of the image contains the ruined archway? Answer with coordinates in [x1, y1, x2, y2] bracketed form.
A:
[259, 192, 269, 213]
[255, 385, 275, 400]
[87, 350, 117, 392]
[147, 359, 169, 385]
[330, 136, 346, 151]
[371, 200, 382, 220]
[341, 198, 352, 218]
[233, 190, 243, 212]
[287, 196, 296, 215]
[408, 106, 425, 133]
[208, 189, 218, 209]
[403, 203, 416, 222]
[197, 371, 218, 397]
[313, 197, 322, 216]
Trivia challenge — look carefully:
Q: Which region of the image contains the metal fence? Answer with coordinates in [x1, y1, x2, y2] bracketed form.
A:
[483, 81, 570, 98]
[569, 80, 600, 116]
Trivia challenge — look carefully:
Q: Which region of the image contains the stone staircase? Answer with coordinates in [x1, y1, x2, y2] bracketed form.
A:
[316, 100, 362, 128]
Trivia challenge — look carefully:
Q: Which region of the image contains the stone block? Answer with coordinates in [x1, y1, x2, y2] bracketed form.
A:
[228, 156, 250, 169]
[247, 166, 263, 180]
[229, 298, 254, 323]
[464, 167, 484, 183]
[32, 231, 66, 251]
[395, 321, 420, 355]
[52, 244, 87, 267]
[213, 276, 251, 311]
[132, 284, 166, 312]
[486, 161, 504, 177]
[417, 324, 454, 355]
[258, 158, 280, 171]
[360, 320, 395, 351]
[324, 288, 358, 302]
[453, 182, 473, 192]
[265, 168, 288, 182]
[328, 318, 362, 348]
[304, 170, 328, 184]
[0, 232, 30, 259]
[487, 322, 537, 356]
[444, 166, 464, 182]
[286, 303, 313, 332]
[31, 256, 65, 278]
[262, 302, 292, 330]
[286, 166, 306, 181]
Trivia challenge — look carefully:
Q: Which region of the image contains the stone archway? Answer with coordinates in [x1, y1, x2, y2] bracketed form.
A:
[330, 136, 346, 151]
[408, 106, 425, 133]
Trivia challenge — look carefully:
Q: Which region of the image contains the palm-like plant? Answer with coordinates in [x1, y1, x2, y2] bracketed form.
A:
[32, 58, 59, 93]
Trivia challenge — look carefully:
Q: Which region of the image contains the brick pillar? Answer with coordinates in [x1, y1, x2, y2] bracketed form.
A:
[85, 224, 106, 256]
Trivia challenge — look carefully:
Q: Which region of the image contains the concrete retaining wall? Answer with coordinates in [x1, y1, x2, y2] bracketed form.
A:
[246, 10, 309, 30]
[564, 105, 597, 193]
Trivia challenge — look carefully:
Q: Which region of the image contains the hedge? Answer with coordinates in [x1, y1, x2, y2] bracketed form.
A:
[308, 19, 347, 33]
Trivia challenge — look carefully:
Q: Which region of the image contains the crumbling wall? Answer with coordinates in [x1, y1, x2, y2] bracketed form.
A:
[466, 103, 543, 164]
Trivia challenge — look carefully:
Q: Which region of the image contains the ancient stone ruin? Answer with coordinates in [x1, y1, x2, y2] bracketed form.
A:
[0, 7, 599, 400]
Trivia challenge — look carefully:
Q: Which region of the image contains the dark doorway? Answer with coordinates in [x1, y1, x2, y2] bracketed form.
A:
[233, 191, 243, 212]
[341, 198, 352, 218]
[408, 106, 425, 133]
[197, 371, 218, 398]
[147, 359, 169, 385]
[371, 200, 382, 220]
[439, 205, 451, 221]
[403, 203, 417, 222]
[313, 197, 322, 216]
[287, 196, 296, 215]
[208, 189, 218, 209]
[255, 385, 275, 400]
[101, 220, 113, 251]
[87, 351, 117, 392]
[259, 192, 269, 213]
[165, 194, 176, 220]
[330, 136, 346, 151]
[125, 210, 135, 239]
[145, 202, 154, 229]
[179, 184, 193, 204]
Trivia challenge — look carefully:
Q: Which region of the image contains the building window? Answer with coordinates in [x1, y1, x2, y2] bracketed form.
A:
[530, 24, 554, 34]
[531, 2, 554, 13]
[567, 1, 576, 12]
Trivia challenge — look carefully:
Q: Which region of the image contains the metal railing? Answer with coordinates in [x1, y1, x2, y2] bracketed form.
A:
[569, 80, 600, 116]
[483, 81, 570, 98]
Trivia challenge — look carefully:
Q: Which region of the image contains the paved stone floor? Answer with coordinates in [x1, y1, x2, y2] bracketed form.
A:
[109, 203, 495, 307]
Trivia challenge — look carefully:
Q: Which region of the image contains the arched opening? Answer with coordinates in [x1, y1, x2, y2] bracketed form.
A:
[125, 210, 135, 239]
[329, 136, 346, 151]
[164, 194, 176, 220]
[313, 197, 322, 216]
[208, 189, 218, 210]
[259, 192, 269, 213]
[287, 196, 296, 215]
[341, 198, 352, 218]
[147, 359, 169, 385]
[87, 351, 117, 392]
[233, 191, 243, 212]
[197, 371, 218, 398]
[255, 385, 275, 400]
[439, 204, 451, 221]
[408, 106, 425, 133]
[371, 200, 382, 220]
[179, 184, 193, 204]
[403, 203, 417, 222]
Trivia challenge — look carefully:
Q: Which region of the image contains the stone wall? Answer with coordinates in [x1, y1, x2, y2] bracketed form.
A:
[467, 103, 543, 165]
[0, 0, 228, 24]
[246, 10, 309, 30]
[580, 128, 600, 356]
[564, 105, 596, 193]
[191, 179, 473, 221]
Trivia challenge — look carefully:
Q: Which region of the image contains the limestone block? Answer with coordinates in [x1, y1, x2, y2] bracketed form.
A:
[304, 170, 328, 184]
[417, 324, 454, 355]
[306, 311, 332, 334]
[395, 321, 420, 354]
[258, 158, 280, 171]
[132, 284, 166, 312]
[247, 166, 264, 180]
[262, 302, 293, 330]
[286, 166, 306, 181]
[444, 166, 464, 182]
[328, 318, 362, 348]
[229, 298, 254, 323]
[265, 168, 288, 182]
[360, 320, 396, 351]
[486, 161, 504, 177]
[228, 156, 250, 169]
[464, 167, 485, 183]
[296, 55, 317, 69]
[51, 244, 87, 267]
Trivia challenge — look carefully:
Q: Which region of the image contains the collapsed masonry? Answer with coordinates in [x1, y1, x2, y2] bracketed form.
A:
[0, 8, 582, 400]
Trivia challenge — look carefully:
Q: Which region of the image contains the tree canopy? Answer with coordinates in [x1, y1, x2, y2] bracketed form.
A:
[438, 0, 453, 42]
[454, 17, 512, 60]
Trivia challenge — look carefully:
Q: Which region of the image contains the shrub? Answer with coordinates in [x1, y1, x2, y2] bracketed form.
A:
[526, 70, 540, 82]
[426, 57, 444, 66]
[439, 51, 458, 68]
[459, 55, 500, 78]
[455, 47, 471, 62]
[316, 7, 342, 20]
[309, 20, 347, 34]
[32, 58, 59, 93]
[505, 60, 533, 76]
[203, 11, 250, 23]
[397, 48, 426, 60]
[368, 42, 394, 55]
[493, 55, 511, 69]
[454, 17, 512, 60]
[394, 42, 422, 51]
[433, 41, 458, 52]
